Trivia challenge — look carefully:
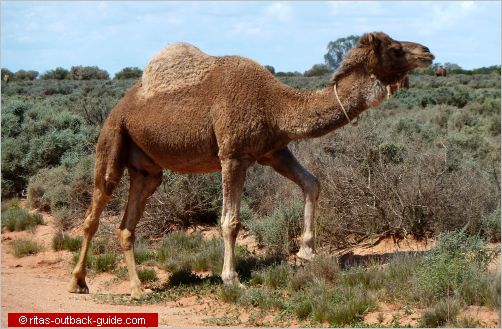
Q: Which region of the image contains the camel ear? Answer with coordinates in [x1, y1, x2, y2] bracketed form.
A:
[359, 32, 382, 53]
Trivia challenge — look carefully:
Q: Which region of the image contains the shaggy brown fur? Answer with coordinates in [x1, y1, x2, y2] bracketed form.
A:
[436, 66, 448, 77]
[68, 32, 434, 298]
[386, 75, 410, 99]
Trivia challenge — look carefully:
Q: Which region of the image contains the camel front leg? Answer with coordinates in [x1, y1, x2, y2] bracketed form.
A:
[259, 148, 320, 260]
[119, 168, 162, 298]
[220, 158, 249, 285]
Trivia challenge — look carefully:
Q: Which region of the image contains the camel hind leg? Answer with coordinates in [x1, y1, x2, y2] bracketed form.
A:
[118, 144, 162, 298]
[259, 148, 320, 260]
[68, 126, 127, 294]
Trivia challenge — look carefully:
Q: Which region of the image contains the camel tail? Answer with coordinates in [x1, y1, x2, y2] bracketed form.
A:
[94, 120, 129, 196]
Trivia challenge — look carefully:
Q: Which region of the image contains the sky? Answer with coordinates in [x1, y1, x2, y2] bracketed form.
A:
[1, 1, 501, 76]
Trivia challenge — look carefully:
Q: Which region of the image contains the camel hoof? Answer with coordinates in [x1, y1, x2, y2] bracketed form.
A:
[67, 278, 89, 294]
[297, 248, 316, 261]
[130, 288, 153, 299]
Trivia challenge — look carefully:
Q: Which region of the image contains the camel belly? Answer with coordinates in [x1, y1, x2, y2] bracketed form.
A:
[125, 118, 221, 173]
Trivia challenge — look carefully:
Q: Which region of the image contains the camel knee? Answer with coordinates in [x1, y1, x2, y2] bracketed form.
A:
[221, 219, 240, 239]
[304, 174, 320, 202]
[118, 229, 135, 251]
[82, 216, 99, 238]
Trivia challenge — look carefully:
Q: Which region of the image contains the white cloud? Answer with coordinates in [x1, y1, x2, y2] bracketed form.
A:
[416, 1, 480, 36]
[228, 2, 292, 38]
[461, 1, 476, 10]
[265, 2, 292, 22]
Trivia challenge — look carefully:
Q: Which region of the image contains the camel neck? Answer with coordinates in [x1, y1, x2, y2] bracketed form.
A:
[277, 77, 372, 140]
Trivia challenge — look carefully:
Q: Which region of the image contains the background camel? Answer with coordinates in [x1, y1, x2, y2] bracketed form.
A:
[68, 32, 434, 298]
[386, 75, 410, 99]
[436, 66, 448, 77]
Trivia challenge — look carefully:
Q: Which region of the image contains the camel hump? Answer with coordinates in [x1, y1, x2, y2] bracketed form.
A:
[141, 42, 217, 97]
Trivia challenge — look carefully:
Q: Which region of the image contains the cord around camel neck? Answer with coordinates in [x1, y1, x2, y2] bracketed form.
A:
[333, 84, 355, 126]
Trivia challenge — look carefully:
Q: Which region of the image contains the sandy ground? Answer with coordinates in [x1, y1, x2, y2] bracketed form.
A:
[1, 211, 236, 327]
[2, 206, 500, 328]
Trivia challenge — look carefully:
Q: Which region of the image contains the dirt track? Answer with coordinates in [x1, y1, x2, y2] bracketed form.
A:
[1, 211, 232, 328]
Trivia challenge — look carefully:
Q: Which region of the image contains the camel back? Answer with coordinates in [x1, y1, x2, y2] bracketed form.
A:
[141, 43, 217, 98]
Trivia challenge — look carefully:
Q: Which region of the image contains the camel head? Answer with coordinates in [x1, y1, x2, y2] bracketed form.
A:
[332, 32, 434, 86]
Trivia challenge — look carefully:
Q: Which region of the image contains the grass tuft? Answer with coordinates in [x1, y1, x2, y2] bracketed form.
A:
[2, 204, 43, 232]
[420, 298, 462, 327]
[52, 232, 82, 251]
[10, 238, 43, 257]
[92, 253, 118, 273]
[415, 231, 495, 304]
[138, 268, 158, 283]
[220, 283, 244, 303]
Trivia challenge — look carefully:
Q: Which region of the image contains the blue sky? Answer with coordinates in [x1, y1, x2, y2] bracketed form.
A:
[1, 1, 500, 76]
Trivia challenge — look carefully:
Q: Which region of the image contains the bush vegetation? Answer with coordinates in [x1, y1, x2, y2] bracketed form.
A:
[52, 232, 82, 252]
[1, 201, 43, 231]
[201, 231, 498, 326]
[9, 238, 43, 257]
[1, 69, 499, 247]
[114, 67, 142, 80]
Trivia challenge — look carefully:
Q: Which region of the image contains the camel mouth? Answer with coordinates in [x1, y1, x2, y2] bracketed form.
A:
[414, 54, 434, 68]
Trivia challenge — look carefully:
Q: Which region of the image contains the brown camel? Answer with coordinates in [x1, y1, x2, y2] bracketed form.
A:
[68, 32, 434, 298]
[386, 74, 410, 99]
[435, 66, 448, 77]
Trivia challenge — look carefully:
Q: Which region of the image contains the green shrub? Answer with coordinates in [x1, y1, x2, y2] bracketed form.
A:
[307, 253, 339, 283]
[293, 299, 313, 320]
[140, 172, 222, 237]
[378, 142, 406, 164]
[27, 155, 95, 230]
[40, 67, 70, 80]
[243, 200, 302, 257]
[52, 232, 82, 252]
[14, 70, 38, 81]
[114, 67, 142, 80]
[481, 207, 501, 242]
[415, 231, 493, 304]
[157, 232, 227, 273]
[220, 283, 243, 303]
[309, 285, 375, 325]
[91, 253, 118, 273]
[261, 264, 289, 289]
[2, 203, 43, 231]
[134, 249, 156, 265]
[326, 292, 375, 326]
[70, 66, 109, 80]
[340, 266, 386, 291]
[288, 268, 313, 291]
[138, 268, 158, 283]
[459, 272, 501, 307]
[10, 238, 42, 257]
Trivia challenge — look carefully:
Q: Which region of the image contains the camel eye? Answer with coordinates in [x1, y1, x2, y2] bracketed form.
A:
[392, 47, 404, 57]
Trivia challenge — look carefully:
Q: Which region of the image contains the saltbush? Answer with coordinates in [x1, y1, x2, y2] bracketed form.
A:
[1, 203, 43, 231]
[415, 231, 495, 304]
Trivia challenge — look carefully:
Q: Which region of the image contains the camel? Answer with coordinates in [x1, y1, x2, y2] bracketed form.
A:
[386, 75, 410, 99]
[436, 66, 448, 77]
[68, 32, 434, 298]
